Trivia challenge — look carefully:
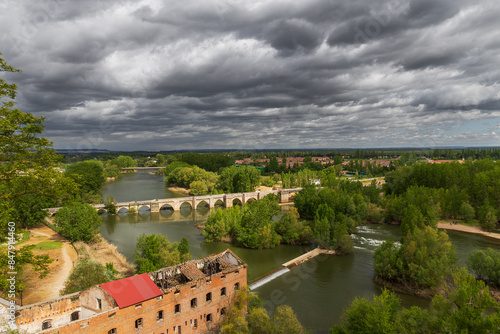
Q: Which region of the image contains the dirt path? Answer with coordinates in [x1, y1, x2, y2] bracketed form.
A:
[19, 225, 78, 305]
[438, 222, 500, 241]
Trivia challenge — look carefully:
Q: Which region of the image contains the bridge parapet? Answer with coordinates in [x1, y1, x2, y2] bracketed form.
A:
[46, 188, 302, 215]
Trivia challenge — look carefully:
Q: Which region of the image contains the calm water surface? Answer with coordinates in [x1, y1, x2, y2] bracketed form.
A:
[100, 171, 500, 333]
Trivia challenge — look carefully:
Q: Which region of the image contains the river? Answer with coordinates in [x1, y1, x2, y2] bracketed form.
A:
[100, 171, 500, 333]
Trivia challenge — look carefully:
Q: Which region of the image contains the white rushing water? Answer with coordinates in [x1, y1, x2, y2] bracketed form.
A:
[249, 267, 291, 290]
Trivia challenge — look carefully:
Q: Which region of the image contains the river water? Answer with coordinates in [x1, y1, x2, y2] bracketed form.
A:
[100, 171, 500, 333]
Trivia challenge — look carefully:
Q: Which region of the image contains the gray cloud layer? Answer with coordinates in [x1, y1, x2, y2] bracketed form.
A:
[1, 0, 499, 150]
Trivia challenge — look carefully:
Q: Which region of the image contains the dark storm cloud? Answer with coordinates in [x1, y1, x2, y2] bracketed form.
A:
[1, 0, 499, 150]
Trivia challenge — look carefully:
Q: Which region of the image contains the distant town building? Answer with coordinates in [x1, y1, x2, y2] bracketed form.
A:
[4, 249, 246, 334]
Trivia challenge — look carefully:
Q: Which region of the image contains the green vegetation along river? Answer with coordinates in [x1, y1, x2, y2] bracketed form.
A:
[100, 171, 500, 333]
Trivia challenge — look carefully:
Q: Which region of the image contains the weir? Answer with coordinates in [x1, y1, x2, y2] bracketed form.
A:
[249, 248, 335, 290]
[249, 267, 291, 290]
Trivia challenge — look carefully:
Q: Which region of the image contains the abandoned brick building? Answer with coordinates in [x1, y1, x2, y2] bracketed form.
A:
[9, 249, 247, 334]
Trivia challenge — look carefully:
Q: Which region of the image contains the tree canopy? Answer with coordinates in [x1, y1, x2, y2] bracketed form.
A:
[54, 203, 102, 243]
[134, 233, 191, 274]
[0, 53, 76, 239]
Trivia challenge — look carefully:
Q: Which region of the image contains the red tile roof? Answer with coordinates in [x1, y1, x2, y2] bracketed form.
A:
[100, 273, 163, 309]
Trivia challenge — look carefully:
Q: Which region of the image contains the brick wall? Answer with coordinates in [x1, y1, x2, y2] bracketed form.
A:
[40, 267, 246, 334]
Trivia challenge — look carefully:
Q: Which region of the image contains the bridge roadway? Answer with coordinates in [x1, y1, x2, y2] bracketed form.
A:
[47, 188, 302, 215]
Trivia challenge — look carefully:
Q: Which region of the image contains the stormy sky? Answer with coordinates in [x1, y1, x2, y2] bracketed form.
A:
[1, 0, 499, 151]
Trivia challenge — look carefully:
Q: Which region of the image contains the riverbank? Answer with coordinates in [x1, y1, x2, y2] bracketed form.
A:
[437, 222, 500, 241]
[168, 186, 191, 195]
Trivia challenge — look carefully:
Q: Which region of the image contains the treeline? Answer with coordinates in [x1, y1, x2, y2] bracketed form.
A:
[165, 162, 261, 195]
[203, 195, 313, 249]
[331, 269, 500, 333]
[383, 159, 500, 230]
[203, 178, 383, 253]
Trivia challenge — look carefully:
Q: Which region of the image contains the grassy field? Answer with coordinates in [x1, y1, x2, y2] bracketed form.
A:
[35, 241, 63, 250]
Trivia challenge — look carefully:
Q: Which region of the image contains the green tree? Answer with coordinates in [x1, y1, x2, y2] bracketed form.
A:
[331, 289, 401, 334]
[374, 226, 457, 288]
[481, 211, 497, 232]
[105, 195, 117, 214]
[65, 160, 105, 195]
[0, 53, 76, 239]
[134, 233, 191, 274]
[54, 203, 102, 242]
[467, 248, 500, 287]
[219, 166, 261, 193]
[271, 305, 306, 334]
[459, 201, 475, 223]
[113, 155, 135, 169]
[431, 268, 500, 333]
[60, 259, 116, 295]
[0, 245, 52, 293]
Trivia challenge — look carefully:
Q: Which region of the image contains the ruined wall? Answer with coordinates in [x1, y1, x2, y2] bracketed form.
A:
[39, 266, 247, 334]
[16, 293, 81, 333]
[80, 286, 117, 313]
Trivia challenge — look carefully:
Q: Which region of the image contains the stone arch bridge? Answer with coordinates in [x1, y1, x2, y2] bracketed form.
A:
[48, 188, 302, 215]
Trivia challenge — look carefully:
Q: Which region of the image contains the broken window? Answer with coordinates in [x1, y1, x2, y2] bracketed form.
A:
[71, 311, 80, 321]
[191, 298, 197, 308]
[42, 320, 52, 330]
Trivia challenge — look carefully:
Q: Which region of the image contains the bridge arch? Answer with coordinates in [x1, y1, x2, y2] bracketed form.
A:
[214, 199, 225, 208]
[196, 200, 210, 210]
[178, 202, 193, 211]
[244, 197, 257, 205]
[160, 203, 174, 211]
[117, 207, 129, 214]
[232, 198, 242, 207]
[137, 205, 151, 212]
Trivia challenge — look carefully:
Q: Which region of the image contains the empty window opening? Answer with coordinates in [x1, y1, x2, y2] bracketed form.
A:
[175, 304, 181, 314]
[221, 287, 226, 296]
[191, 298, 197, 308]
[157, 310, 164, 320]
[71, 311, 80, 321]
[96, 298, 102, 310]
[135, 303, 142, 309]
[42, 320, 52, 330]
[221, 307, 227, 315]
[234, 282, 240, 290]
[135, 318, 143, 329]
[207, 313, 213, 322]
[194, 319, 198, 328]
[108, 329, 117, 334]
[206, 292, 212, 302]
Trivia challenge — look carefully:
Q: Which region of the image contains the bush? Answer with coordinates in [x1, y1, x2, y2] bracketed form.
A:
[60, 259, 116, 295]
[54, 203, 101, 243]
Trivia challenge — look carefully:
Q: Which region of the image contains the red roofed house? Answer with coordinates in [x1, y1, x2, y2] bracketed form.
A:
[11, 249, 247, 334]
